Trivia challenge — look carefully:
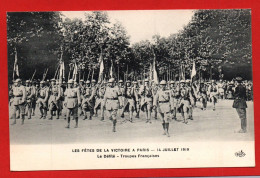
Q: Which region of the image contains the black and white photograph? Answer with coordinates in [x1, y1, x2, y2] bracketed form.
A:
[7, 10, 254, 170]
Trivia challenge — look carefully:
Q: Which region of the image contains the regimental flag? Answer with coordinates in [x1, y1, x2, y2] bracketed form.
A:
[191, 60, 196, 80]
[110, 60, 114, 78]
[180, 63, 185, 80]
[59, 61, 65, 83]
[73, 63, 78, 82]
[98, 52, 104, 82]
[149, 62, 153, 81]
[13, 49, 19, 79]
[153, 55, 159, 84]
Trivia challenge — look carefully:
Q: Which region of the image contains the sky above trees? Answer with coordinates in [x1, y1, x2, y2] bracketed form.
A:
[62, 10, 194, 44]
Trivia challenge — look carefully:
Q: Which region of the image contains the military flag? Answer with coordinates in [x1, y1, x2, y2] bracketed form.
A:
[153, 55, 159, 84]
[13, 49, 19, 80]
[72, 63, 78, 81]
[98, 52, 104, 82]
[191, 60, 196, 80]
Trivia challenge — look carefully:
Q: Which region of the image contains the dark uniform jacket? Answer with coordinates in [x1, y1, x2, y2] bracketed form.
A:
[232, 84, 247, 109]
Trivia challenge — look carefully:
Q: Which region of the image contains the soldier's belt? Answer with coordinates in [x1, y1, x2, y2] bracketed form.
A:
[14, 95, 22, 97]
[159, 101, 169, 103]
[107, 98, 118, 100]
[68, 96, 77, 98]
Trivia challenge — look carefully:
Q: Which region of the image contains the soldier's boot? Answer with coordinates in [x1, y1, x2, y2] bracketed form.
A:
[120, 112, 124, 118]
[11, 114, 16, 125]
[21, 115, 25, 125]
[162, 123, 166, 135]
[28, 108, 32, 119]
[66, 117, 70, 128]
[100, 117, 104, 121]
[49, 112, 53, 120]
[165, 123, 170, 137]
[56, 111, 60, 119]
[39, 109, 43, 119]
[74, 117, 78, 128]
[112, 120, 117, 132]
[135, 112, 139, 119]
[83, 115, 87, 120]
[43, 109, 47, 119]
[241, 118, 247, 133]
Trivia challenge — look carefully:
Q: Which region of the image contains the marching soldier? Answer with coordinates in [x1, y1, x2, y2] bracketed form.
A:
[94, 81, 106, 121]
[36, 81, 49, 119]
[121, 80, 138, 122]
[25, 80, 33, 119]
[177, 80, 191, 124]
[132, 81, 140, 118]
[152, 81, 159, 120]
[139, 79, 153, 123]
[82, 80, 95, 120]
[169, 81, 179, 120]
[78, 80, 85, 116]
[232, 77, 248, 133]
[64, 79, 81, 128]
[48, 79, 61, 120]
[31, 81, 38, 116]
[104, 78, 122, 132]
[10, 79, 26, 125]
[153, 80, 174, 137]
[118, 80, 126, 118]
[208, 80, 218, 111]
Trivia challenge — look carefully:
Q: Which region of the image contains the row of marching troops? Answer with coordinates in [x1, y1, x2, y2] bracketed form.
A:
[9, 77, 253, 136]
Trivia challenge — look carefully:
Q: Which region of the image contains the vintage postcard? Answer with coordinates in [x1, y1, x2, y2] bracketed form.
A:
[7, 9, 254, 171]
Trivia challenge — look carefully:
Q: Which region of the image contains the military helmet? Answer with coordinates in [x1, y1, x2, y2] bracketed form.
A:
[40, 81, 45, 84]
[170, 80, 174, 84]
[236, 77, 243, 81]
[80, 79, 84, 82]
[160, 80, 167, 85]
[133, 81, 137, 84]
[119, 80, 123, 83]
[86, 80, 90, 84]
[186, 79, 191, 83]
[180, 80, 185, 83]
[14, 78, 22, 83]
[108, 78, 115, 83]
[51, 78, 56, 82]
[92, 79, 96, 83]
[144, 79, 149, 82]
[68, 79, 74, 84]
[26, 80, 30, 83]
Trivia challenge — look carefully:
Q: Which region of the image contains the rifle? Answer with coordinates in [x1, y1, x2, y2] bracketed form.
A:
[43, 68, 48, 81]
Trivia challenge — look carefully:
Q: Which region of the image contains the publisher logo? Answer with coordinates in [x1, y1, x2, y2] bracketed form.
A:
[235, 150, 246, 157]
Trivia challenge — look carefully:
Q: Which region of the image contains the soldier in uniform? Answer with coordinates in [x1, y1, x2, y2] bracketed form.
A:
[153, 80, 174, 137]
[94, 81, 106, 121]
[152, 81, 159, 120]
[48, 79, 61, 120]
[121, 80, 138, 122]
[78, 80, 85, 116]
[82, 80, 95, 120]
[232, 77, 248, 133]
[64, 79, 81, 128]
[177, 80, 191, 124]
[36, 81, 49, 119]
[118, 80, 126, 118]
[169, 81, 179, 120]
[208, 80, 218, 111]
[104, 78, 122, 132]
[132, 81, 140, 118]
[139, 79, 153, 123]
[25, 80, 34, 119]
[31, 81, 37, 116]
[10, 79, 26, 125]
